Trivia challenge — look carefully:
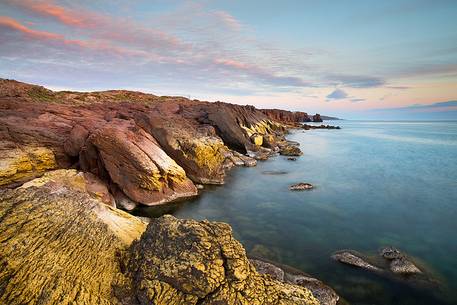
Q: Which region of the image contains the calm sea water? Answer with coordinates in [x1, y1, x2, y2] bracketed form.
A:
[136, 121, 457, 305]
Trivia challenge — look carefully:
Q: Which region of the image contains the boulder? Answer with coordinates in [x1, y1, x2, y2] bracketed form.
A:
[81, 119, 198, 205]
[126, 215, 320, 305]
[279, 145, 303, 156]
[0, 183, 146, 305]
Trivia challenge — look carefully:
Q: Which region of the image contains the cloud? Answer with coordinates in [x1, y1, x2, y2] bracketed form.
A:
[0, 16, 62, 40]
[351, 98, 365, 103]
[375, 101, 457, 112]
[324, 74, 385, 88]
[212, 10, 242, 30]
[326, 88, 348, 100]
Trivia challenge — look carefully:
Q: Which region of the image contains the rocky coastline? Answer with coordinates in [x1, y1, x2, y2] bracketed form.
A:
[0, 79, 341, 304]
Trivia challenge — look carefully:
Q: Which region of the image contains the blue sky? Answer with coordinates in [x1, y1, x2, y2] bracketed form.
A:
[0, 0, 456, 119]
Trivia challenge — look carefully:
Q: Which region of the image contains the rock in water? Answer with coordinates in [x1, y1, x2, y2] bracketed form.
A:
[289, 183, 314, 191]
[380, 246, 422, 274]
[331, 250, 382, 272]
[0, 184, 320, 305]
[279, 145, 303, 156]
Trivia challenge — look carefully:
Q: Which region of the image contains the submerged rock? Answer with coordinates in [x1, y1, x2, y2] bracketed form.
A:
[331, 250, 382, 272]
[289, 183, 314, 191]
[287, 157, 297, 161]
[380, 246, 422, 274]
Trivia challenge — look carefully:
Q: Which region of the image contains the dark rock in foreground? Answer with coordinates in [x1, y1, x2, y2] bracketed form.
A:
[250, 258, 340, 305]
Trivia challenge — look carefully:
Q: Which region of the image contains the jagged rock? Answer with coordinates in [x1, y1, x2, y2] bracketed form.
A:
[380, 246, 404, 260]
[81, 119, 198, 205]
[331, 250, 382, 272]
[126, 215, 319, 305]
[289, 183, 314, 191]
[261, 108, 311, 123]
[312, 114, 323, 122]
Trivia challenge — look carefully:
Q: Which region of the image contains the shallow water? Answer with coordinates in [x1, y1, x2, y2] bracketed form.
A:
[136, 121, 457, 305]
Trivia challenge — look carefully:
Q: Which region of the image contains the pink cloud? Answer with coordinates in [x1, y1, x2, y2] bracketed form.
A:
[212, 10, 242, 30]
[5, 0, 99, 28]
[5, 0, 186, 51]
[0, 16, 62, 40]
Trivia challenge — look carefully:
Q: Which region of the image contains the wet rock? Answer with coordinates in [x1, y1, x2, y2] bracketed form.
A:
[262, 170, 289, 175]
[390, 257, 422, 274]
[380, 246, 422, 274]
[279, 145, 303, 156]
[380, 246, 403, 260]
[287, 157, 297, 161]
[289, 182, 314, 191]
[331, 250, 382, 272]
[196, 183, 204, 190]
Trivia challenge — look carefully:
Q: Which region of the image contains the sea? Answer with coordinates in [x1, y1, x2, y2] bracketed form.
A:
[136, 120, 457, 305]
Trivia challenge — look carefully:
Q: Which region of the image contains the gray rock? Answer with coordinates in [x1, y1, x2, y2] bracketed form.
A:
[286, 274, 339, 305]
[380, 246, 403, 260]
[331, 251, 382, 272]
[390, 257, 422, 274]
[249, 259, 285, 281]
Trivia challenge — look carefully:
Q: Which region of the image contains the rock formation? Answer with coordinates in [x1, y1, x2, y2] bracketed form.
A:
[0, 179, 320, 305]
[0, 78, 310, 206]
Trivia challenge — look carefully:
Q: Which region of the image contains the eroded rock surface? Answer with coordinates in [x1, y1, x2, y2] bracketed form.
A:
[0, 184, 320, 305]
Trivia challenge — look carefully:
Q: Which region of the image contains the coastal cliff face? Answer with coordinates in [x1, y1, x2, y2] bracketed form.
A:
[0, 79, 327, 304]
[0, 78, 313, 206]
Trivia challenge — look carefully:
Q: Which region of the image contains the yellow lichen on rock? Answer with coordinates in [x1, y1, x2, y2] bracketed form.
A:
[0, 186, 144, 305]
[0, 145, 57, 187]
[126, 215, 320, 305]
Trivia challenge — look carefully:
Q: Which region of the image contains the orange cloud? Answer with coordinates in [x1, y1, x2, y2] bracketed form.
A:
[0, 16, 62, 40]
[6, 0, 97, 28]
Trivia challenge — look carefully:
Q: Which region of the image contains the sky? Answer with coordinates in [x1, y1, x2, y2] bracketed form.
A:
[0, 0, 457, 119]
